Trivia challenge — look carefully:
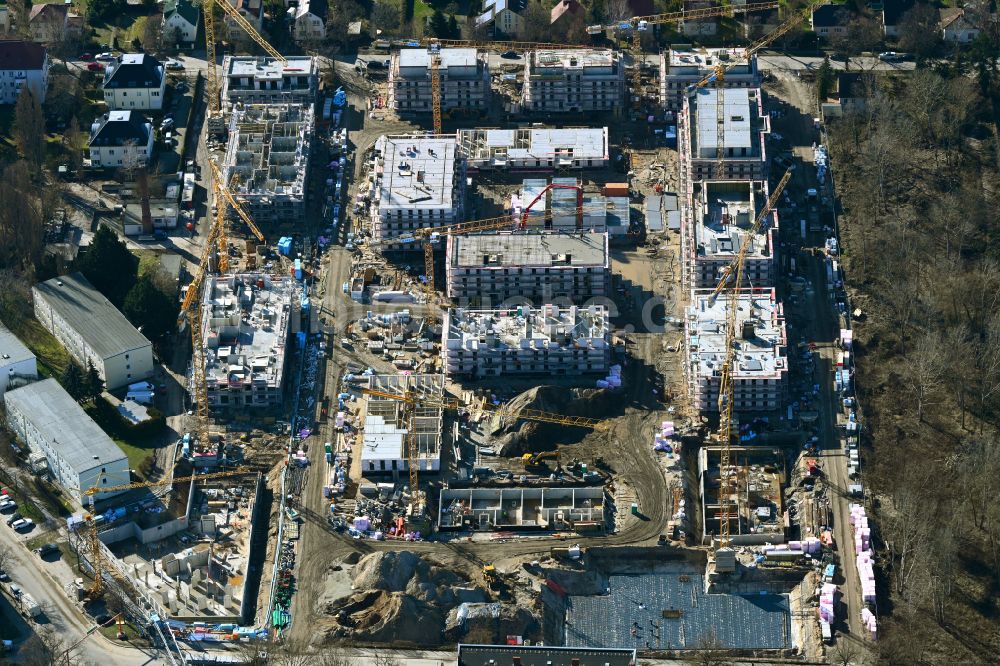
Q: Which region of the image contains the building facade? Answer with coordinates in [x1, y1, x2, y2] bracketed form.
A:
[199, 274, 299, 410]
[683, 179, 777, 289]
[103, 53, 166, 111]
[523, 49, 624, 114]
[445, 231, 610, 306]
[390, 48, 490, 114]
[220, 55, 318, 106]
[0, 40, 48, 104]
[442, 305, 610, 378]
[162, 0, 200, 43]
[5, 378, 130, 504]
[291, 0, 327, 42]
[33, 272, 154, 389]
[659, 45, 759, 112]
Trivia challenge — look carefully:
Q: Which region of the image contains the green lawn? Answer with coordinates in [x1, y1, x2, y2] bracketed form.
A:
[13, 318, 71, 379]
[113, 437, 157, 475]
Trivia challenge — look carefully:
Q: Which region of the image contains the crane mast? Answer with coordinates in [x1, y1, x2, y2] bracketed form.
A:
[713, 170, 791, 549]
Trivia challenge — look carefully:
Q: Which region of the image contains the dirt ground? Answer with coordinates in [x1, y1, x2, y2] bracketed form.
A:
[287, 63, 697, 647]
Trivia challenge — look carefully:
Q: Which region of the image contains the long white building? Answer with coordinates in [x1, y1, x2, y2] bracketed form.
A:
[5, 378, 129, 504]
[33, 272, 154, 390]
[660, 45, 759, 111]
[523, 50, 624, 114]
[0, 325, 37, 396]
[442, 305, 610, 378]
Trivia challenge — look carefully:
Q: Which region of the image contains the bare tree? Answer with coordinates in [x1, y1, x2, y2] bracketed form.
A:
[905, 331, 945, 422]
[20, 627, 75, 666]
[370, 650, 401, 666]
[830, 639, 861, 666]
[14, 87, 46, 174]
[687, 630, 733, 666]
[316, 645, 355, 666]
[119, 140, 143, 182]
[880, 467, 933, 603]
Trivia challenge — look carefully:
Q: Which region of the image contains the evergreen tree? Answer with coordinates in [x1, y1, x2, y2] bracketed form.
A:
[816, 56, 835, 102]
[429, 9, 449, 38]
[75, 226, 139, 307]
[123, 274, 178, 343]
[85, 360, 104, 402]
[60, 362, 86, 401]
[447, 14, 460, 39]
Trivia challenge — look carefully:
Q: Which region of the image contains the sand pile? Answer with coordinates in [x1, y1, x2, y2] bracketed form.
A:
[492, 386, 616, 456]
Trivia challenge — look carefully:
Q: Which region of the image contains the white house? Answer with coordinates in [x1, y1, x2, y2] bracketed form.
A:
[475, 0, 525, 36]
[0, 40, 49, 105]
[225, 0, 264, 39]
[5, 378, 130, 505]
[162, 0, 200, 45]
[939, 7, 985, 42]
[103, 53, 165, 111]
[88, 110, 153, 168]
[0, 325, 37, 396]
[290, 0, 327, 42]
[32, 272, 154, 390]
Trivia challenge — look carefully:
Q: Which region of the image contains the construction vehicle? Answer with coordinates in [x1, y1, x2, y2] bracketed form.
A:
[482, 564, 502, 592]
[203, 0, 286, 135]
[521, 451, 560, 472]
[709, 170, 791, 563]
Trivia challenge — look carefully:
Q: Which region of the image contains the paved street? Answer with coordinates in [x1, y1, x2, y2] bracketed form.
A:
[0, 521, 165, 664]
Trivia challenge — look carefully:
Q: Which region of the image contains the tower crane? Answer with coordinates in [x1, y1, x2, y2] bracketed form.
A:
[593, 2, 779, 108]
[207, 159, 266, 274]
[710, 169, 790, 556]
[688, 0, 823, 176]
[360, 388, 606, 521]
[203, 0, 287, 133]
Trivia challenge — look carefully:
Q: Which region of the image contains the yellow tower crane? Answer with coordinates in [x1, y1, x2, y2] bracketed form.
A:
[709, 170, 791, 555]
[203, 0, 288, 132]
[602, 2, 779, 109]
[689, 1, 823, 176]
[207, 158, 266, 274]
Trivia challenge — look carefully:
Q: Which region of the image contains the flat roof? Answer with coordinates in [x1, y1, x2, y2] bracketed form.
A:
[0, 324, 35, 367]
[459, 127, 608, 161]
[696, 181, 769, 260]
[33, 272, 151, 360]
[457, 644, 636, 666]
[225, 55, 316, 79]
[450, 232, 608, 269]
[4, 378, 127, 476]
[696, 87, 752, 151]
[668, 45, 752, 71]
[533, 49, 616, 68]
[687, 289, 785, 378]
[378, 135, 457, 213]
[398, 47, 478, 69]
[360, 415, 406, 461]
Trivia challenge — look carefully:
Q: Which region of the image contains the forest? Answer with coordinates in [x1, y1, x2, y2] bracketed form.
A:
[829, 56, 1000, 664]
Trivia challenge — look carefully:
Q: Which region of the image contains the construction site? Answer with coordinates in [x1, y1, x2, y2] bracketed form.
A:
[31, 1, 874, 661]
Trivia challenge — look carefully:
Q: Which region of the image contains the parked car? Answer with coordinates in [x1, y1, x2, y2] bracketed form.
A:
[95, 52, 115, 61]
[11, 518, 31, 530]
[160, 118, 175, 130]
[878, 51, 901, 62]
[87, 62, 105, 72]
[165, 59, 184, 70]
[6, 513, 22, 527]
[37, 543, 59, 557]
[79, 52, 93, 61]
[0, 569, 9, 582]
[501, 50, 518, 59]
[0, 499, 15, 512]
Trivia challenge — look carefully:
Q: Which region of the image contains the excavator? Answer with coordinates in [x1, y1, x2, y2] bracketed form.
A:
[521, 451, 560, 472]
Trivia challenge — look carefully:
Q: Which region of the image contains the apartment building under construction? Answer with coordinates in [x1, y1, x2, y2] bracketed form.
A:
[522, 50, 624, 114]
[389, 48, 490, 114]
[442, 305, 610, 378]
[678, 87, 770, 181]
[222, 104, 313, 224]
[457, 127, 609, 171]
[361, 374, 444, 475]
